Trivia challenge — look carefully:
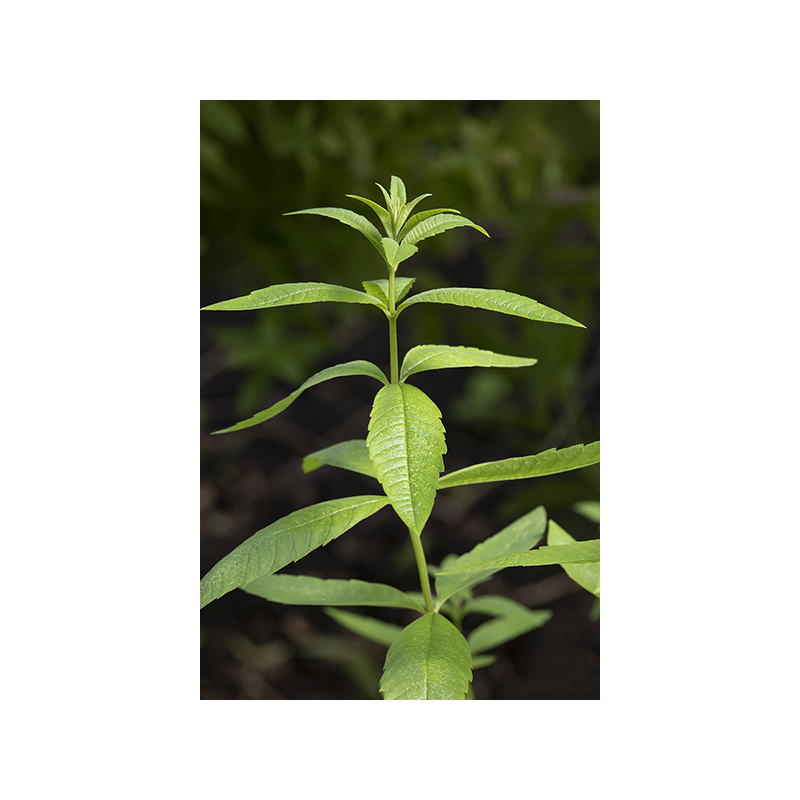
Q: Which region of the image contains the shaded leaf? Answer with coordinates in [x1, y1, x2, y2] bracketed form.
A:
[574, 501, 600, 523]
[380, 613, 472, 700]
[284, 207, 383, 253]
[366, 383, 446, 535]
[325, 608, 403, 648]
[438, 442, 600, 489]
[401, 214, 489, 246]
[212, 361, 388, 434]
[398, 287, 585, 327]
[242, 574, 424, 611]
[400, 344, 536, 382]
[302, 439, 376, 479]
[466, 596, 553, 655]
[201, 282, 385, 312]
[434, 506, 547, 608]
[548, 520, 600, 597]
[200, 496, 391, 608]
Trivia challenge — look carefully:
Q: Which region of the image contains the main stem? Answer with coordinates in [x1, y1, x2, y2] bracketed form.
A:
[387, 268, 399, 384]
[410, 531, 435, 613]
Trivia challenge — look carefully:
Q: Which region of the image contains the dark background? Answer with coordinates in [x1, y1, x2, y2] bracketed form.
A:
[200, 100, 600, 700]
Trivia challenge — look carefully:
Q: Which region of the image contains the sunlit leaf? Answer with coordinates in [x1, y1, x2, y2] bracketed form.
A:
[380, 613, 472, 700]
[302, 439, 376, 479]
[366, 384, 446, 535]
[401, 213, 489, 246]
[381, 237, 418, 269]
[284, 207, 384, 253]
[202, 282, 385, 312]
[400, 344, 536, 382]
[395, 193, 434, 233]
[438, 442, 600, 489]
[346, 194, 393, 237]
[397, 207, 460, 240]
[200, 496, 391, 608]
[548, 520, 600, 597]
[212, 361, 388, 434]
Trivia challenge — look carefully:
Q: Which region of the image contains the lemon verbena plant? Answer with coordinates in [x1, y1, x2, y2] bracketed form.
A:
[200, 176, 600, 700]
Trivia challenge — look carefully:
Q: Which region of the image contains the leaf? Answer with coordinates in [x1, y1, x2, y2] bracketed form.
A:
[397, 287, 585, 328]
[389, 175, 407, 209]
[465, 595, 553, 655]
[395, 193, 434, 233]
[201, 282, 386, 312]
[346, 194, 393, 237]
[242, 574, 424, 611]
[366, 383, 446, 536]
[400, 344, 537, 382]
[434, 506, 547, 608]
[362, 277, 416, 307]
[381, 237, 418, 269]
[380, 613, 472, 700]
[326, 608, 402, 648]
[435, 540, 600, 578]
[200, 496, 390, 609]
[401, 213, 489, 246]
[574, 500, 600, 523]
[302, 439, 376, 479]
[397, 207, 460, 240]
[283, 207, 384, 254]
[212, 361, 388, 434]
[438, 441, 600, 489]
[548, 521, 600, 597]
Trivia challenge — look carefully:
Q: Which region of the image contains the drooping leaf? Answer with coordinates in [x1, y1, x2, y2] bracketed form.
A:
[212, 361, 388, 434]
[326, 608, 402, 648]
[242, 574, 424, 611]
[346, 194, 393, 237]
[284, 207, 384, 254]
[397, 207, 460, 240]
[435, 540, 600, 578]
[397, 287, 585, 328]
[380, 613, 472, 700]
[434, 506, 547, 608]
[201, 282, 386, 312]
[400, 344, 537, 382]
[548, 520, 600, 597]
[400, 214, 489, 246]
[362, 277, 416, 308]
[464, 595, 553, 655]
[200, 496, 390, 608]
[438, 442, 600, 489]
[366, 383, 446, 536]
[302, 439, 376, 479]
[381, 237, 418, 269]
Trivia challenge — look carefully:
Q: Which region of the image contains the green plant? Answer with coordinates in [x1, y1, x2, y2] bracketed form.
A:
[200, 176, 600, 700]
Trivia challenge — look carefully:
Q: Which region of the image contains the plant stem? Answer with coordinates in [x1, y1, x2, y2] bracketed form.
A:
[409, 530, 434, 613]
[387, 268, 399, 383]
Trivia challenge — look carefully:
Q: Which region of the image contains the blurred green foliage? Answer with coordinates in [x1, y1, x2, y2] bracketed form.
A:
[201, 100, 599, 501]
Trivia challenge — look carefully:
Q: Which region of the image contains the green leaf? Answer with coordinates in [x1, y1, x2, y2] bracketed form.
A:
[346, 194, 393, 237]
[389, 175, 407, 210]
[395, 193, 434, 233]
[435, 540, 600, 578]
[397, 207, 460, 240]
[381, 237, 418, 269]
[284, 207, 384, 254]
[574, 500, 601, 523]
[212, 361, 388, 434]
[434, 506, 547, 608]
[326, 608, 402, 648]
[548, 521, 600, 597]
[366, 383, 446, 536]
[400, 214, 489, 246]
[302, 439, 376, 479]
[362, 277, 416, 307]
[464, 596, 553, 655]
[400, 344, 537, 382]
[201, 282, 386, 312]
[200, 496, 390, 609]
[380, 613, 472, 700]
[438, 442, 600, 489]
[242, 574, 424, 611]
[398, 287, 585, 328]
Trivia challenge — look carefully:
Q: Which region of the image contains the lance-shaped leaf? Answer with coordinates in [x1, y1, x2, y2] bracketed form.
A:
[398, 207, 460, 240]
[389, 175, 407, 210]
[212, 361, 387, 434]
[401, 213, 489, 246]
[395, 193, 434, 234]
[381, 237, 418, 269]
[302, 439, 376, 479]
[380, 613, 472, 700]
[200, 496, 390, 608]
[400, 344, 537, 382]
[434, 506, 547, 609]
[438, 441, 600, 489]
[201, 282, 385, 312]
[346, 194, 393, 237]
[362, 277, 416, 308]
[463, 595, 553, 655]
[435, 540, 600, 578]
[548, 520, 600, 597]
[284, 207, 384, 254]
[326, 608, 402, 648]
[366, 383, 446, 536]
[397, 287, 585, 327]
[242, 574, 424, 611]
